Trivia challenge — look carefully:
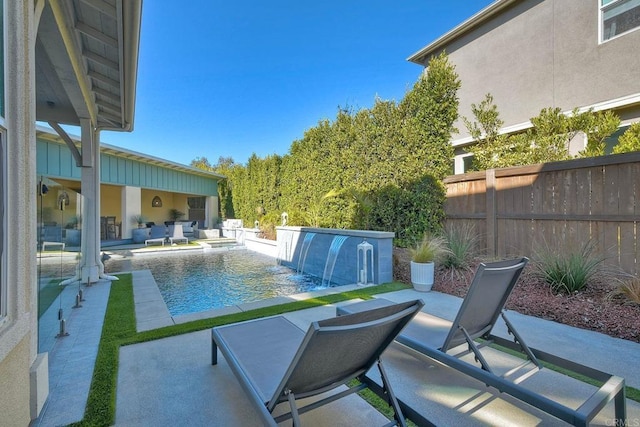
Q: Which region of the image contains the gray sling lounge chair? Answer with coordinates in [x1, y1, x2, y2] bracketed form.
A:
[339, 258, 627, 426]
[212, 299, 425, 427]
[144, 225, 166, 246]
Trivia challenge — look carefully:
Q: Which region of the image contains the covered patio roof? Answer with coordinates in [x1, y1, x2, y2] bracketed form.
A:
[35, 0, 142, 131]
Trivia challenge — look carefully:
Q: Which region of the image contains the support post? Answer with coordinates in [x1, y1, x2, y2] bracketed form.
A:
[486, 168, 497, 258]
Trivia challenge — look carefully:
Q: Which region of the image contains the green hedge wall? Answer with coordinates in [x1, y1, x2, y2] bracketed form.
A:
[194, 53, 459, 247]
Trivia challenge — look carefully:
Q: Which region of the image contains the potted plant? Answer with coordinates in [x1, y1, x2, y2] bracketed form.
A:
[131, 215, 149, 243]
[169, 208, 185, 222]
[132, 214, 147, 228]
[409, 233, 447, 292]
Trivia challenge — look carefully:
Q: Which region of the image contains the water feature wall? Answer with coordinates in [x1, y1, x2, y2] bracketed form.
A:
[276, 227, 395, 285]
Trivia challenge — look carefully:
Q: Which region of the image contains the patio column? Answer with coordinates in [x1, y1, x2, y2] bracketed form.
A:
[121, 186, 142, 239]
[205, 195, 219, 229]
[76, 119, 99, 283]
[75, 119, 116, 283]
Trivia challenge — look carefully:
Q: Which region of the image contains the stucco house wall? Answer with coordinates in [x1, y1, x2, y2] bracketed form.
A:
[409, 0, 640, 171]
[0, 2, 38, 425]
[1, 1, 143, 423]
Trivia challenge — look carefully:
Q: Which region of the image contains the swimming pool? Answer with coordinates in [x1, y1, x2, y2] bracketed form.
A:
[104, 250, 336, 316]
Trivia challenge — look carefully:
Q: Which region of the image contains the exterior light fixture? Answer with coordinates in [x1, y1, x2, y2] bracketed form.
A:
[152, 196, 162, 207]
[357, 239, 374, 285]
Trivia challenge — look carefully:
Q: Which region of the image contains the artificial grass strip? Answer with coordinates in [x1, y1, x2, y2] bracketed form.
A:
[71, 274, 136, 427]
[124, 282, 410, 346]
[347, 379, 418, 427]
[627, 385, 640, 402]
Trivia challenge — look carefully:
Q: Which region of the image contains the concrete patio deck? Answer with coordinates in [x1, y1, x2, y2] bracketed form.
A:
[33, 265, 640, 426]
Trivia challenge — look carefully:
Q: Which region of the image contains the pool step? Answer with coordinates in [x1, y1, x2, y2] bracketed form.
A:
[204, 237, 241, 249]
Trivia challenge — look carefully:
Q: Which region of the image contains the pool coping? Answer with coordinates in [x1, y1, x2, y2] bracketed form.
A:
[131, 269, 365, 332]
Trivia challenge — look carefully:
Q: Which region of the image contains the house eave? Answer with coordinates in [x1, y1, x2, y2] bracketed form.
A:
[36, 126, 227, 181]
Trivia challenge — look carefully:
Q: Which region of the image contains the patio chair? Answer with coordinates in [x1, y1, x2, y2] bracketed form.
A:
[168, 224, 188, 245]
[145, 225, 166, 246]
[338, 257, 627, 426]
[40, 225, 65, 251]
[211, 299, 425, 427]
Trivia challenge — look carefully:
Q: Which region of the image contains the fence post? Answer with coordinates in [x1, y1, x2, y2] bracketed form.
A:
[486, 169, 497, 257]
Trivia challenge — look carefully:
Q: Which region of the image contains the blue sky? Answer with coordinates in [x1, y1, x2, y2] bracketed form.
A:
[100, 1, 494, 166]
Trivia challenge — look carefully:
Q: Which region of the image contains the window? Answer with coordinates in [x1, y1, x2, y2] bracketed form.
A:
[601, 0, 640, 41]
[187, 196, 206, 222]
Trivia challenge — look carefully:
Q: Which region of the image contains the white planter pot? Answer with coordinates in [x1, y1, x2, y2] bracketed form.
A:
[410, 261, 435, 292]
[132, 227, 149, 243]
[65, 229, 81, 246]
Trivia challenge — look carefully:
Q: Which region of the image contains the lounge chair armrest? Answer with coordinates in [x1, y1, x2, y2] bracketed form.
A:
[575, 375, 626, 425]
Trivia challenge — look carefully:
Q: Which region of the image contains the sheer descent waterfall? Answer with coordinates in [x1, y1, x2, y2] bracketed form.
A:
[321, 235, 349, 286]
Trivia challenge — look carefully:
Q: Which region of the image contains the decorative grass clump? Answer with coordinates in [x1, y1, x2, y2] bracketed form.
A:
[441, 222, 478, 271]
[615, 275, 640, 304]
[410, 233, 448, 264]
[534, 239, 605, 294]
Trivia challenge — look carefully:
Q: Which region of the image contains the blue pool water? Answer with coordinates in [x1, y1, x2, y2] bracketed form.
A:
[104, 250, 335, 316]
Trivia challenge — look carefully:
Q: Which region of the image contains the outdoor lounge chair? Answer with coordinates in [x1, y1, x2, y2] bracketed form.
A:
[168, 224, 188, 245]
[40, 225, 65, 251]
[211, 299, 425, 426]
[338, 257, 627, 426]
[144, 225, 166, 246]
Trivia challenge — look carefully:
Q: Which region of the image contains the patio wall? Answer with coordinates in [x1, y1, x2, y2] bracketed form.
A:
[237, 228, 278, 258]
[275, 227, 395, 285]
[443, 152, 640, 274]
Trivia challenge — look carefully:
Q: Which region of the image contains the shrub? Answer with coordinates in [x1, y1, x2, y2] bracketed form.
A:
[169, 208, 185, 221]
[533, 239, 605, 294]
[280, 208, 306, 227]
[614, 276, 640, 304]
[441, 221, 479, 271]
[613, 122, 640, 154]
[131, 214, 146, 226]
[257, 211, 279, 240]
[369, 175, 446, 248]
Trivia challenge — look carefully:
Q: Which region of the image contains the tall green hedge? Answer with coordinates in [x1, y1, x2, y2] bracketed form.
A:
[194, 53, 459, 246]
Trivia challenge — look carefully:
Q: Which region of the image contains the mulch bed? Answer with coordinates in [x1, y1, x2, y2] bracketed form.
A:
[393, 248, 640, 343]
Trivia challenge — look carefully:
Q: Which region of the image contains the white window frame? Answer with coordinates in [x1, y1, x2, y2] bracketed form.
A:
[600, 0, 640, 42]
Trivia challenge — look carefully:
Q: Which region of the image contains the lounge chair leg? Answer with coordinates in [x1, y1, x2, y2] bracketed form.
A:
[615, 385, 627, 425]
[461, 327, 493, 373]
[501, 311, 541, 368]
[286, 389, 302, 426]
[211, 330, 218, 365]
[376, 359, 407, 427]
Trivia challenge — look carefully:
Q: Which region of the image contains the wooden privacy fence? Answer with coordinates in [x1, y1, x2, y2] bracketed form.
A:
[443, 152, 640, 274]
